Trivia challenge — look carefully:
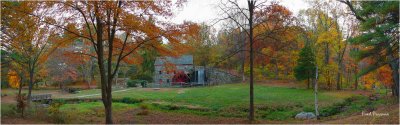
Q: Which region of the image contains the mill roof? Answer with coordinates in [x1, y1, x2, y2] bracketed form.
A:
[154, 55, 193, 66]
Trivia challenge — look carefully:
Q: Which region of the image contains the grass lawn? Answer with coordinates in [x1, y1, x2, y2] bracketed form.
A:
[52, 83, 360, 121]
[68, 83, 354, 109]
[2, 82, 397, 123]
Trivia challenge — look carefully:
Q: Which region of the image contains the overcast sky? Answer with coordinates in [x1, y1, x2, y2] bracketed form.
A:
[169, 0, 310, 30]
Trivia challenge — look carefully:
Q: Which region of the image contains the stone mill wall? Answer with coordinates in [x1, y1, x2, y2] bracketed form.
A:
[205, 67, 241, 85]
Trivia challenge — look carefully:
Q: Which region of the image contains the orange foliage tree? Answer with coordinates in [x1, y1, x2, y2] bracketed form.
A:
[252, 3, 299, 80]
[1, 2, 67, 104]
[30, 1, 200, 123]
[377, 65, 393, 89]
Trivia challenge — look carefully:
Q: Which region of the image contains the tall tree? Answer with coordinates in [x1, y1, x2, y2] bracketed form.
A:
[27, 1, 199, 123]
[187, 23, 217, 67]
[217, 0, 258, 121]
[247, 0, 255, 121]
[218, 0, 297, 120]
[216, 0, 253, 120]
[341, 0, 399, 96]
[1, 2, 61, 104]
[252, 3, 298, 80]
[46, 47, 79, 89]
[297, 2, 348, 90]
[294, 45, 316, 89]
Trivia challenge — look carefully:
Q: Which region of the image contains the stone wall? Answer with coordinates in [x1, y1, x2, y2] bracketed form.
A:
[205, 67, 241, 85]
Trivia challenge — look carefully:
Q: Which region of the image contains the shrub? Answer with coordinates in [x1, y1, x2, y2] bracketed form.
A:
[113, 97, 144, 104]
[345, 96, 358, 103]
[137, 104, 150, 115]
[263, 110, 296, 120]
[320, 102, 346, 117]
[127, 79, 148, 87]
[140, 80, 148, 88]
[127, 80, 139, 87]
[15, 93, 27, 118]
[364, 101, 376, 112]
[139, 103, 149, 110]
[32, 106, 48, 121]
[319, 101, 351, 117]
[48, 102, 65, 123]
[131, 73, 153, 82]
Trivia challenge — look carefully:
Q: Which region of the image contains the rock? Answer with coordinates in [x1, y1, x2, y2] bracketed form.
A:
[295, 112, 316, 119]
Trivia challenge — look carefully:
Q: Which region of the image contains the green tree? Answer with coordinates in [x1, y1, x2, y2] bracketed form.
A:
[133, 49, 158, 82]
[341, 0, 399, 97]
[294, 45, 316, 89]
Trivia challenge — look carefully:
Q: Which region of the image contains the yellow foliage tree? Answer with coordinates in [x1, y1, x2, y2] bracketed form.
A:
[8, 70, 20, 89]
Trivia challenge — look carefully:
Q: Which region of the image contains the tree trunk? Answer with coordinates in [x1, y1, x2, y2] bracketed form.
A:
[115, 69, 119, 86]
[248, 0, 255, 121]
[98, 52, 113, 124]
[314, 66, 319, 119]
[324, 43, 329, 64]
[18, 76, 23, 97]
[275, 63, 279, 80]
[27, 68, 34, 105]
[90, 60, 95, 89]
[94, 12, 114, 124]
[355, 77, 358, 90]
[325, 70, 330, 90]
[307, 77, 310, 89]
[99, 63, 113, 124]
[340, 75, 343, 89]
[87, 77, 92, 89]
[105, 99, 112, 123]
[83, 63, 89, 89]
[241, 36, 246, 82]
[284, 68, 288, 79]
[336, 71, 341, 90]
[389, 59, 399, 97]
[242, 63, 246, 82]
[347, 68, 350, 87]
[354, 66, 358, 90]
[105, 76, 114, 123]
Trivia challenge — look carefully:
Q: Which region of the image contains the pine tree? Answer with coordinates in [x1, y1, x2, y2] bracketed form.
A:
[294, 45, 316, 89]
[341, 0, 399, 97]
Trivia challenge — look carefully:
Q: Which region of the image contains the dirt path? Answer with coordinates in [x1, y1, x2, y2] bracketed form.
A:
[69, 88, 136, 98]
